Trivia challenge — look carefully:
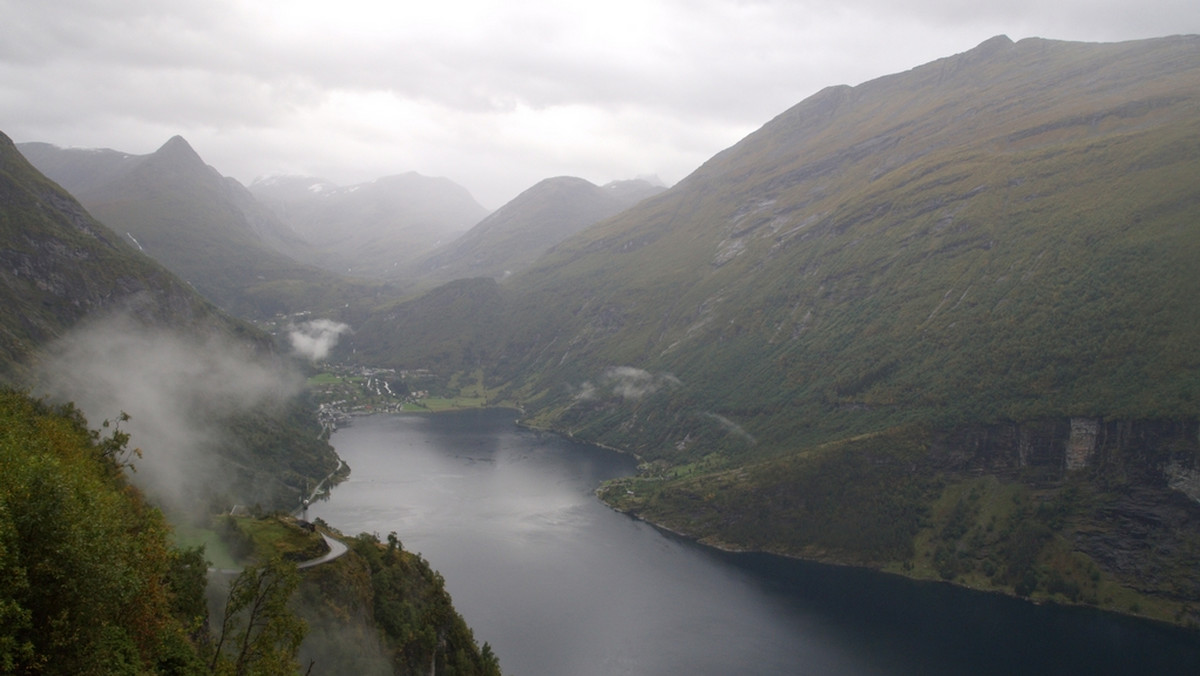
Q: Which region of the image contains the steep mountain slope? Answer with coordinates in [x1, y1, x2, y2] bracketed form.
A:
[250, 172, 488, 278]
[15, 141, 142, 198]
[0, 132, 218, 381]
[19, 137, 356, 318]
[354, 35, 1200, 622]
[1, 129, 339, 512]
[504, 34, 1200, 442]
[410, 176, 663, 283]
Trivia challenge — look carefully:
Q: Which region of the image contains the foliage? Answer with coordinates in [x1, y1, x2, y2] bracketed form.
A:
[348, 533, 502, 676]
[604, 426, 936, 562]
[210, 558, 306, 676]
[0, 389, 207, 674]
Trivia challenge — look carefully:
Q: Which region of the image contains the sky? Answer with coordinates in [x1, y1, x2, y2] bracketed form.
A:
[3, 1, 1199, 209]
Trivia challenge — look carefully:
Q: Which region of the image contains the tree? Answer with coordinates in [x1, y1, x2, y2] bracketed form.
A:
[210, 558, 306, 676]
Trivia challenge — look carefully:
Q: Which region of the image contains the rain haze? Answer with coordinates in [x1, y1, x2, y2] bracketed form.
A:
[3, 0, 1199, 208]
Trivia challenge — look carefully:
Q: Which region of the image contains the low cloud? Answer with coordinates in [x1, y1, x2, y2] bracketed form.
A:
[34, 315, 301, 514]
[576, 366, 681, 401]
[289, 319, 351, 361]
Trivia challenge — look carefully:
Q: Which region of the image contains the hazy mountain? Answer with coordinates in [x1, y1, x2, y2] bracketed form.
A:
[0, 132, 221, 381]
[250, 172, 489, 278]
[15, 141, 142, 198]
[601, 176, 667, 204]
[0, 129, 340, 511]
[345, 35, 1200, 623]
[18, 136, 356, 318]
[410, 175, 664, 283]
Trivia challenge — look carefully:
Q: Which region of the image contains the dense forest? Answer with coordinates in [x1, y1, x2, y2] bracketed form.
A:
[0, 389, 502, 675]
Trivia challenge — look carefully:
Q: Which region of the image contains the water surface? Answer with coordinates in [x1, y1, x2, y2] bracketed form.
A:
[308, 410, 1200, 676]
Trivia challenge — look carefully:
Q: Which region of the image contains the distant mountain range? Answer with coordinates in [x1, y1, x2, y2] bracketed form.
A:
[249, 172, 489, 278]
[18, 136, 359, 317]
[0, 133, 220, 380]
[19, 137, 659, 307]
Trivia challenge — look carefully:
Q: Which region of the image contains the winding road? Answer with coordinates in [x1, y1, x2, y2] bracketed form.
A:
[297, 533, 349, 569]
[207, 462, 352, 575]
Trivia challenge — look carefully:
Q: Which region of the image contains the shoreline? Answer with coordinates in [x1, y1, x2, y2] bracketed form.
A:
[323, 404, 1198, 632]
[596, 482, 1198, 633]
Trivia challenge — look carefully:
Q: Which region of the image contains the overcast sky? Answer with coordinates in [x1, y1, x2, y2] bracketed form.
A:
[3, 1, 1198, 208]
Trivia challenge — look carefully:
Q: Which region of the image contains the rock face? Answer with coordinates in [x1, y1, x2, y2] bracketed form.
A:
[933, 418, 1200, 478]
[934, 417, 1200, 603]
[1166, 461, 1200, 504]
[1066, 417, 1100, 471]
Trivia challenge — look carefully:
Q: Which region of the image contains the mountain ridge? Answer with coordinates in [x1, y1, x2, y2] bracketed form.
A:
[19, 135, 361, 317]
[409, 175, 664, 283]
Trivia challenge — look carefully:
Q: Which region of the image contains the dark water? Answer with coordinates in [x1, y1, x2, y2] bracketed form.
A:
[308, 409, 1200, 676]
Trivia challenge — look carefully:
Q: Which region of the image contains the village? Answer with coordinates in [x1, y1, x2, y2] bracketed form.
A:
[308, 364, 431, 430]
[307, 362, 492, 434]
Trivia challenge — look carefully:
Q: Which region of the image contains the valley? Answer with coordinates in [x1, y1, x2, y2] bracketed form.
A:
[2, 31, 1200, 674]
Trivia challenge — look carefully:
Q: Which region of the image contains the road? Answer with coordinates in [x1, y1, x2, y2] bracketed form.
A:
[297, 533, 349, 569]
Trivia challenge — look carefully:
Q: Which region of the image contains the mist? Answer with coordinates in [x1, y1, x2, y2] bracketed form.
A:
[289, 319, 351, 362]
[34, 314, 303, 516]
[576, 366, 682, 402]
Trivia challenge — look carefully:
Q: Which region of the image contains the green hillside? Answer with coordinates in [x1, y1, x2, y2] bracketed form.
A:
[501, 35, 1200, 439]
[0, 132, 220, 381]
[354, 36, 1200, 624]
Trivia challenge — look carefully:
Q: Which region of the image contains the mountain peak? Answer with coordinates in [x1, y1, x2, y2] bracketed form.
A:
[152, 135, 204, 165]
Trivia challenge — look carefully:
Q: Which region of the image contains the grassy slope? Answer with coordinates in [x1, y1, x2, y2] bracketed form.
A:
[501, 36, 1200, 452]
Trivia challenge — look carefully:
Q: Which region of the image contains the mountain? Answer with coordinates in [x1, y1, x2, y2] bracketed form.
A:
[0, 132, 217, 381]
[410, 175, 663, 283]
[1, 129, 340, 512]
[502, 33, 1200, 434]
[346, 35, 1200, 624]
[601, 176, 667, 204]
[250, 172, 488, 278]
[18, 136, 357, 318]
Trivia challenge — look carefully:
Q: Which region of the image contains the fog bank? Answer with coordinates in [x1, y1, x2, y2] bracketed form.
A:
[34, 314, 302, 515]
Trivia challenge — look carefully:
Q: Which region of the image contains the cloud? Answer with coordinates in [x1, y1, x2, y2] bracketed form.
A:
[3, 0, 1198, 207]
[576, 366, 682, 402]
[289, 319, 351, 362]
[33, 314, 301, 514]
